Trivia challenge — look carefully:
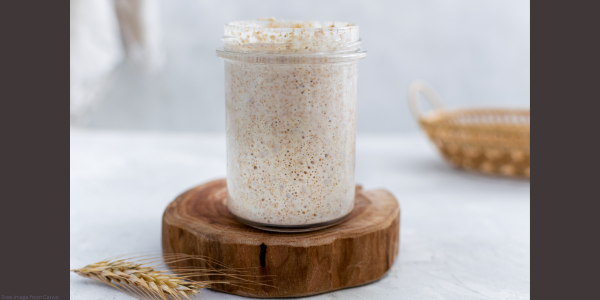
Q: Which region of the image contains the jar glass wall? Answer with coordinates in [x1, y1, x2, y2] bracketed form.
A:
[217, 20, 366, 232]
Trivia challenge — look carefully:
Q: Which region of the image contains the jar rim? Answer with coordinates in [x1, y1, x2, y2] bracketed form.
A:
[225, 19, 359, 31]
[218, 19, 366, 63]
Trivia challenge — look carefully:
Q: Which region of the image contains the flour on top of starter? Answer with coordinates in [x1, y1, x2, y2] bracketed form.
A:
[222, 20, 361, 225]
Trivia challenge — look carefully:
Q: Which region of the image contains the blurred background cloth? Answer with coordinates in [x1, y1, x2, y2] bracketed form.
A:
[70, 0, 530, 133]
[70, 0, 164, 123]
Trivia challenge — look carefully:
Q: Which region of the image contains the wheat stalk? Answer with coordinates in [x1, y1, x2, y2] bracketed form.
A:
[71, 253, 272, 300]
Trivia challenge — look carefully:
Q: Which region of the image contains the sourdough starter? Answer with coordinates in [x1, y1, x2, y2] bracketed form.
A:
[217, 20, 366, 226]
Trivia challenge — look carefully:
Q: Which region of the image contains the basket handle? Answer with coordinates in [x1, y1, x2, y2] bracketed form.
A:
[408, 80, 443, 119]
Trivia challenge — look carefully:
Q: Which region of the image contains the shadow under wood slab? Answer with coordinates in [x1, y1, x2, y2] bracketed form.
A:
[162, 179, 400, 298]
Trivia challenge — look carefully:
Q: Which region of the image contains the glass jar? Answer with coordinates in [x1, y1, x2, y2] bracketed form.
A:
[216, 20, 367, 232]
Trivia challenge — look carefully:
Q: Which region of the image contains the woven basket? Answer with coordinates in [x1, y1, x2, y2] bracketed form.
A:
[408, 81, 530, 178]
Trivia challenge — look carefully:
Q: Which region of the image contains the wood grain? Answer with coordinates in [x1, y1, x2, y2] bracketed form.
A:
[162, 179, 400, 298]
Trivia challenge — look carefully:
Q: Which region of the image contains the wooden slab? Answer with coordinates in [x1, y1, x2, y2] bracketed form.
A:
[162, 179, 400, 298]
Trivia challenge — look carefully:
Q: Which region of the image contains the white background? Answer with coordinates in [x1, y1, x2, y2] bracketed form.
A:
[80, 0, 530, 133]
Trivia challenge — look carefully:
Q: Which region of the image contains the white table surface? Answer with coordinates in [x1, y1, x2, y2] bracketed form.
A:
[70, 128, 530, 300]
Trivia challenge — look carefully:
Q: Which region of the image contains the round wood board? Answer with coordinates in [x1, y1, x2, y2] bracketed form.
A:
[162, 179, 400, 298]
